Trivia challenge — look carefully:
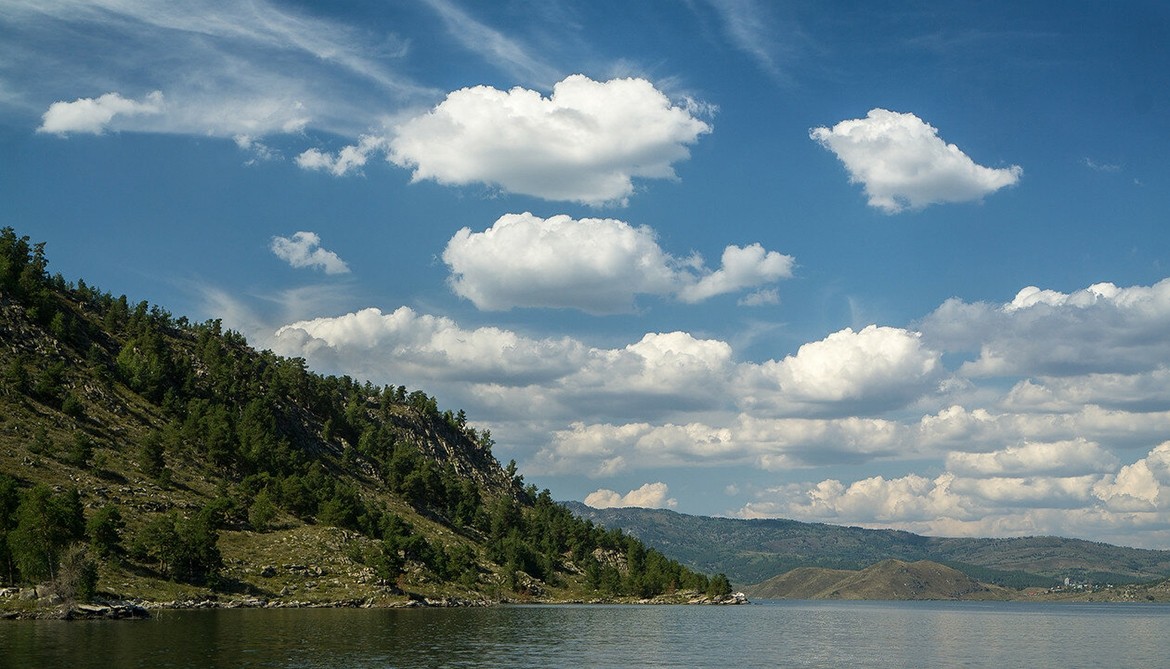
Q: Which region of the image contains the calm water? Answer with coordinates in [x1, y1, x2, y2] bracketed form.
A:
[3, 601, 1168, 668]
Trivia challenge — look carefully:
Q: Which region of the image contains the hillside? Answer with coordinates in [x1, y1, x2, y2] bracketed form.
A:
[566, 503, 1170, 589]
[0, 228, 732, 617]
[743, 560, 1011, 601]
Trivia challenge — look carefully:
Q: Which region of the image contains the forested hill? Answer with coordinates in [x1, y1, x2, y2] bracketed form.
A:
[566, 502, 1170, 589]
[0, 227, 730, 615]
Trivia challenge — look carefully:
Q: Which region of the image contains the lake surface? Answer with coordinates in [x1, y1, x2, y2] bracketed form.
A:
[4, 600, 1168, 668]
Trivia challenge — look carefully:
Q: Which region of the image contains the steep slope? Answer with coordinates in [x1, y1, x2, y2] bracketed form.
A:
[566, 503, 1170, 588]
[0, 227, 727, 614]
[744, 560, 1011, 601]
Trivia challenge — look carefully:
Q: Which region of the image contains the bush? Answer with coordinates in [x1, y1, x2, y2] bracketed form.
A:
[53, 543, 98, 603]
[248, 490, 277, 531]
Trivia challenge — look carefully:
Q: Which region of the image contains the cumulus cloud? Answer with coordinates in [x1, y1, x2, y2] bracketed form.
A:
[945, 439, 1120, 478]
[1093, 442, 1170, 511]
[584, 482, 677, 509]
[533, 413, 911, 476]
[921, 278, 1170, 377]
[388, 75, 712, 205]
[37, 91, 164, 135]
[810, 108, 1021, 213]
[677, 243, 795, 303]
[442, 212, 793, 313]
[739, 325, 942, 414]
[253, 269, 1170, 549]
[273, 306, 589, 386]
[270, 232, 350, 274]
[738, 440, 1170, 546]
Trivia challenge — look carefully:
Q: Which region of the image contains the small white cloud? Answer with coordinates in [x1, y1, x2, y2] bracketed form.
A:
[810, 108, 1021, 213]
[1083, 157, 1121, 173]
[584, 482, 678, 509]
[270, 231, 351, 274]
[38, 91, 164, 135]
[738, 288, 780, 307]
[388, 75, 712, 206]
[442, 212, 793, 313]
[296, 135, 388, 176]
[234, 134, 280, 164]
[678, 243, 794, 303]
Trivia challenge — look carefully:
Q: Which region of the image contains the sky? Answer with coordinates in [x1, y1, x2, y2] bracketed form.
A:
[3, 1, 1170, 549]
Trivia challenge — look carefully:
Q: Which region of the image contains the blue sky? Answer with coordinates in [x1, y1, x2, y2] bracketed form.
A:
[4, 1, 1170, 548]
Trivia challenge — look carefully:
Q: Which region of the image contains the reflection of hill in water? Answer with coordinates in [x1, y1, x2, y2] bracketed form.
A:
[744, 559, 1012, 600]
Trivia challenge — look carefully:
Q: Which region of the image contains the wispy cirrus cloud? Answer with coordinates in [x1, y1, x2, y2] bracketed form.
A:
[421, 0, 562, 86]
[702, 0, 802, 83]
[6, 0, 431, 139]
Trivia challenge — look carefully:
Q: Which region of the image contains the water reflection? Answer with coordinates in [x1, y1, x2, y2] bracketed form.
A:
[2, 602, 1168, 668]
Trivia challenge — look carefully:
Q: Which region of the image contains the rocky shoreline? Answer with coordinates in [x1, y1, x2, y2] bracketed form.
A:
[2, 590, 749, 620]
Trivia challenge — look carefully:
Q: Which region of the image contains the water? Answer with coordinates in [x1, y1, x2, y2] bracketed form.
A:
[3, 601, 1168, 668]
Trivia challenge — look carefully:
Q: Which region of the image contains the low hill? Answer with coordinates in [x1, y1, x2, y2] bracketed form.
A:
[0, 227, 730, 616]
[565, 503, 1170, 588]
[744, 560, 1011, 601]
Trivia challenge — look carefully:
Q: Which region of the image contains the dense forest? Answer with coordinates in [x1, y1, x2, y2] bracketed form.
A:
[0, 227, 731, 612]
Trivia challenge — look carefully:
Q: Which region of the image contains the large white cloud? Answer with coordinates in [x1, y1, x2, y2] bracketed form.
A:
[810, 108, 1022, 213]
[388, 75, 712, 205]
[584, 482, 678, 510]
[921, 278, 1170, 377]
[442, 213, 793, 313]
[270, 231, 350, 274]
[38, 91, 164, 135]
[738, 325, 943, 415]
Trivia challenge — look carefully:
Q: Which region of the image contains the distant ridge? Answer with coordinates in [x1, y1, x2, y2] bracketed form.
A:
[565, 502, 1170, 588]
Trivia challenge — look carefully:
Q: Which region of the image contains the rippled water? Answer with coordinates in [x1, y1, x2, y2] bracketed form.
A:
[4, 601, 1168, 668]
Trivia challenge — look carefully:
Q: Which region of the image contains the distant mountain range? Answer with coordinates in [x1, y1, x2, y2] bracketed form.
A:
[565, 502, 1170, 588]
